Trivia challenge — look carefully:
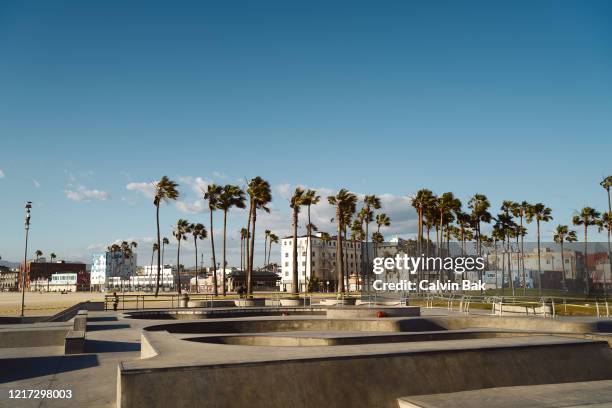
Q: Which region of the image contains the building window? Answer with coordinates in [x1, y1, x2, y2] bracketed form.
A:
[285, 262, 288, 267]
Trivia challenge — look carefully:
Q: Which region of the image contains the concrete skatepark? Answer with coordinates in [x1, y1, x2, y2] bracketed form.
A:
[1, 298, 612, 408]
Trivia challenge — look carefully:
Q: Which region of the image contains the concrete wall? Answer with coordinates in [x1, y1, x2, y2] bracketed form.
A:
[118, 341, 612, 408]
[0, 327, 69, 348]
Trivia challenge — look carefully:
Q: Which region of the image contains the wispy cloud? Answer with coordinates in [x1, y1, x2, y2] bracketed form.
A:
[65, 186, 110, 202]
[176, 199, 207, 214]
[0, 169, 4, 178]
[33, 180, 40, 188]
[126, 181, 156, 199]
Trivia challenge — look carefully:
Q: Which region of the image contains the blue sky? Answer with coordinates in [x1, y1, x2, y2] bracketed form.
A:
[0, 0, 611, 266]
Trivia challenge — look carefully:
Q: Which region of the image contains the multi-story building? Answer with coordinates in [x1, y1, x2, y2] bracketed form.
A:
[47, 271, 90, 292]
[19, 260, 87, 290]
[0, 266, 18, 291]
[90, 251, 137, 291]
[280, 232, 364, 292]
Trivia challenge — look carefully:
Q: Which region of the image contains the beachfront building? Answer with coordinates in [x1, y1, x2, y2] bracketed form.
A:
[90, 251, 137, 291]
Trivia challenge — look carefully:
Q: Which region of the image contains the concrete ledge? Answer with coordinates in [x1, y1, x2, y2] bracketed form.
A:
[73, 310, 88, 331]
[64, 330, 85, 354]
[0, 327, 70, 348]
[234, 299, 266, 307]
[493, 303, 553, 317]
[118, 338, 612, 408]
[326, 306, 420, 319]
[319, 298, 356, 306]
[279, 298, 304, 306]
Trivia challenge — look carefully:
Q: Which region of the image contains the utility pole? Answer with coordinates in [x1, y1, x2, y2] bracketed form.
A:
[21, 202, 32, 318]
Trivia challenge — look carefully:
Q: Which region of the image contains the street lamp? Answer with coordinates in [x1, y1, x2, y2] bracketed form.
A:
[21, 201, 32, 318]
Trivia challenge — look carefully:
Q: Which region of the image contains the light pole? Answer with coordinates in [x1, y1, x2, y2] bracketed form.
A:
[21, 202, 32, 318]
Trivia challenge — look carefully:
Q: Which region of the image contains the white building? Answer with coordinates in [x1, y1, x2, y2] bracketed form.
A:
[280, 233, 364, 292]
[90, 251, 138, 291]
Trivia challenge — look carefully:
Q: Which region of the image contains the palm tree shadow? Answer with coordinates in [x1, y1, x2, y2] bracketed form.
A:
[0, 354, 99, 383]
[85, 340, 140, 353]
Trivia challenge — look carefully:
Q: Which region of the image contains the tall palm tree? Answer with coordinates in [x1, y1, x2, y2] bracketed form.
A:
[572, 207, 601, 296]
[216, 185, 245, 295]
[553, 225, 577, 291]
[240, 228, 248, 270]
[328, 189, 357, 293]
[153, 176, 180, 296]
[302, 189, 320, 279]
[361, 195, 381, 292]
[510, 201, 530, 294]
[350, 219, 365, 289]
[411, 189, 435, 255]
[150, 243, 159, 290]
[526, 203, 553, 295]
[290, 187, 306, 295]
[204, 184, 223, 296]
[468, 194, 491, 256]
[173, 219, 189, 295]
[35, 250, 43, 262]
[268, 233, 279, 271]
[49, 253, 57, 263]
[246, 177, 272, 295]
[263, 229, 271, 269]
[600, 212, 612, 296]
[161, 237, 169, 269]
[601, 176, 612, 295]
[374, 213, 391, 257]
[189, 223, 207, 292]
[437, 193, 461, 257]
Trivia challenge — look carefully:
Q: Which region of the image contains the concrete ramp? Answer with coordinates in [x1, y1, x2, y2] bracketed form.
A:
[397, 380, 612, 408]
[118, 336, 612, 408]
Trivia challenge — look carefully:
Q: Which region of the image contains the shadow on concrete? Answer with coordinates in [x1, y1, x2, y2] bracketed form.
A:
[87, 316, 118, 322]
[85, 340, 140, 353]
[86, 324, 130, 331]
[596, 321, 612, 333]
[0, 354, 99, 383]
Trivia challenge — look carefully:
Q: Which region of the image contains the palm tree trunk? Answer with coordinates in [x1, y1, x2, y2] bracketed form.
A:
[210, 210, 218, 297]
[364, 221, 369, 293]
[194, 238, 198, 293]
[560, 240, 567, 291]
[268, 241, 273, 273]
[155, 204, 161, 296]
[584, 226, 589, 296]
[292, 209, 299, 296]
[222, 210, 228, 296]
[248, 205, 257, 295]
[336, 208, 344, 294]
[344, 228, 349, 292]
[307, 205, 312, 281]
[246, 201, 253, 294]
[176, 240, 182, 295]
[520, 214, 526, 295]
[537, 220, 542, 295]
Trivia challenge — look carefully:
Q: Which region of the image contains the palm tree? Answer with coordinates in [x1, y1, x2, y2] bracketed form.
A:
[374, 213, 391, 257]
[468, 194, 491, 256]
[246, 177, 272, 295]
[411, 189, 435, 255]
[361, 195, 381, 292]
[553, 225, 577, 291]
[263, 229, 271, 269]
[350, 219, 365, 289]
[153, 176, 180, 296]
[437, 193, 461, 257]
[161, 237, 169, 269]
[150, 243, 159, 290]
[204, 184, 223, 296]
[290, 187, 306, 295]
[510, 201, 531, 294]
[268, 233, 279, 271]
[189, 223, 207, 293]
[216, 185, 245, 295]
[240, 228, 248, 270]
[600, 212, 612, 296]
[572, 207, 601, 296]
[35, 250, 43, 262]
[302, 189, 320, 279]
[526, 203, 553, 295]
[49, 253, 57, 263]
[601, 176, 612, 295]
[328, 189, 357, 293]
[173, 219, 189, 295]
